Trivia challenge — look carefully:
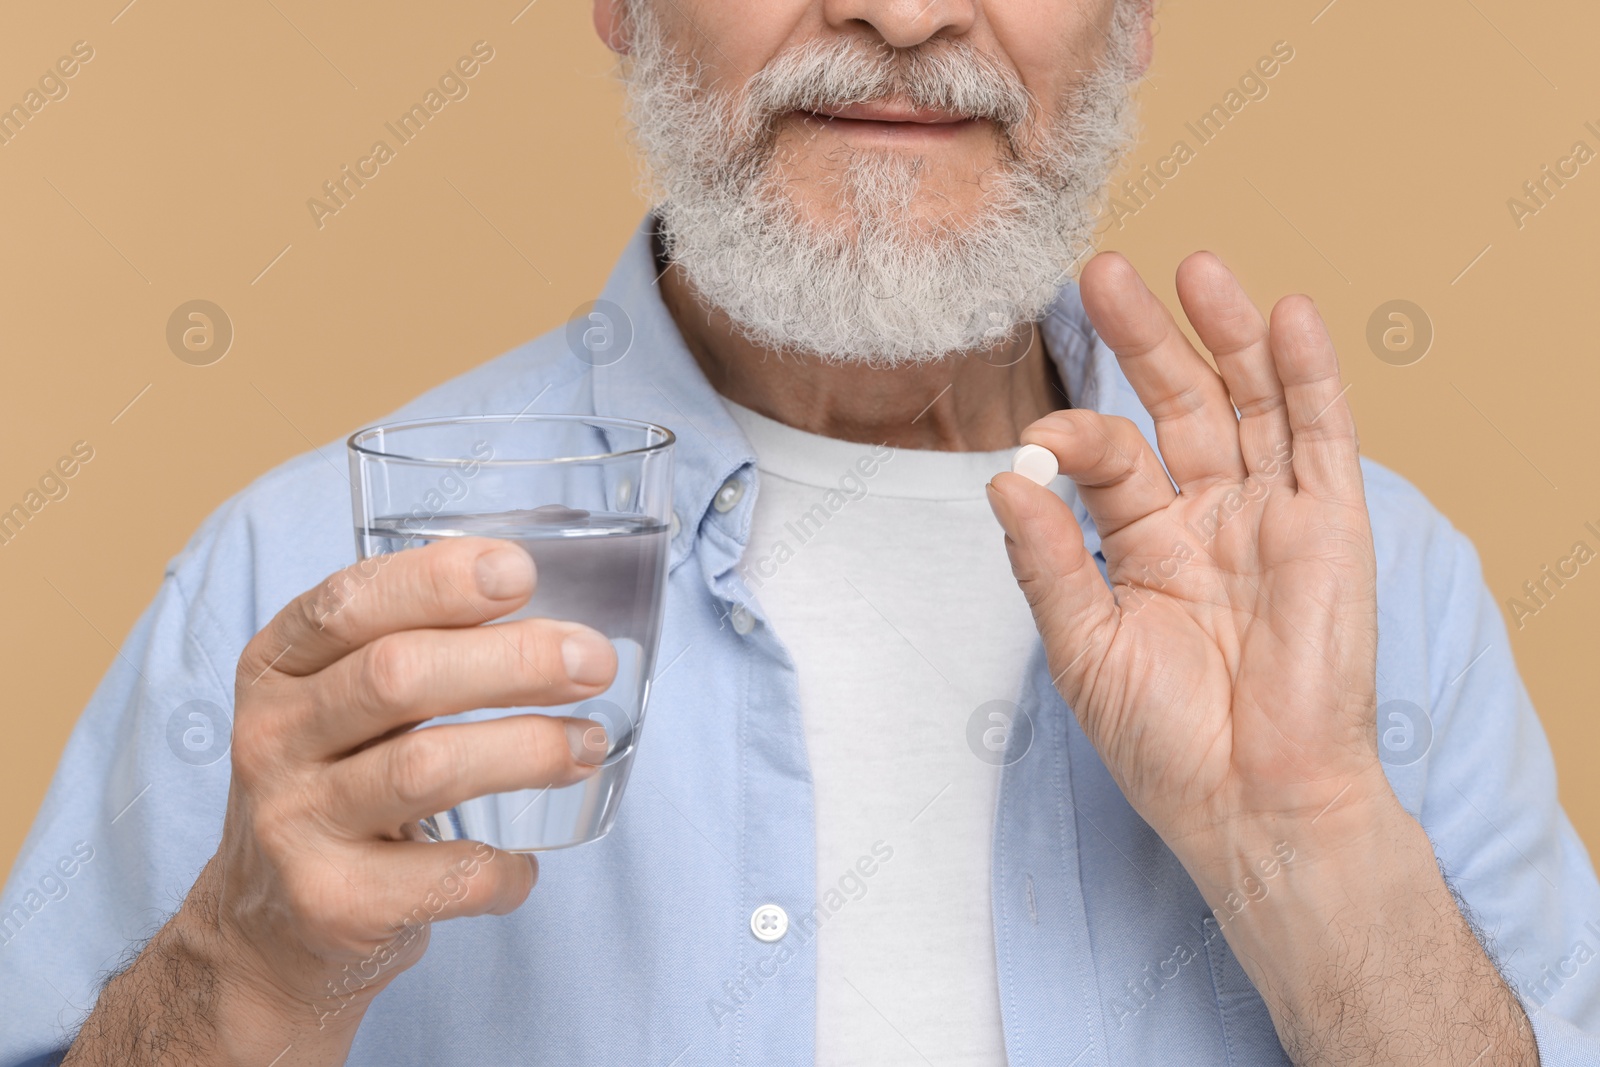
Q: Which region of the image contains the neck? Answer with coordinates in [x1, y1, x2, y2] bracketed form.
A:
[657, 257, 1066, 453]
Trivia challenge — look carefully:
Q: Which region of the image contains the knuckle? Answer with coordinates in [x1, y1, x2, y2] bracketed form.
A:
[434, 858, 484, 906]
[510, 623, 563, 690]
[1152, 380, 1211, 420]
[235, 634, 286, 691]
[1236, 393, 1285, 419]
[304, 572, 362, 644]
[246, 796, 369, 946]
[389, 731, 459, 808]
[281, 869, 348, 942]
[421, 541, 480, 610]
[230, 682, 309, 786]
[1218, 302, 1264, 339]
[478, 853, 537, 914]
[1098, 418, 1140, 468]
[511, 715, 566, 774]
[360, 635, 419, 711]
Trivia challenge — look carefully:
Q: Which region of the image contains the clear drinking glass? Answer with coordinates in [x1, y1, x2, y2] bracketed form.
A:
[347, 414, 675, 851]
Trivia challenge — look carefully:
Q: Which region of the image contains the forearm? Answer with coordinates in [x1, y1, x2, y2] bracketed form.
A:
[64, 867, 358, 1067]
[1193, 778, 1536, 1067]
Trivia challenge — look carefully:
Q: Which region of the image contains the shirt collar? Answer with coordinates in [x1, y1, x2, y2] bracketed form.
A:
[589, 213, 1155, 567]
[590, 217, 757, 578]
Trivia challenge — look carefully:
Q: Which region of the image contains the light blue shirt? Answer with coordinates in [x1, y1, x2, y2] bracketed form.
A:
[6, 216, 1600, 1066]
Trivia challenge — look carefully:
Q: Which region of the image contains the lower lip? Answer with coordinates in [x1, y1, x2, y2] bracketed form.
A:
[792, 111, 982, 141]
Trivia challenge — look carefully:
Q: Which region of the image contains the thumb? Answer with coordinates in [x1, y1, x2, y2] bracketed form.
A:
[987, 472, 1118, 701]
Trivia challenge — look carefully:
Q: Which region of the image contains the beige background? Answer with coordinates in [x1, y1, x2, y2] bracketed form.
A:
[2, 0, 1596, 877]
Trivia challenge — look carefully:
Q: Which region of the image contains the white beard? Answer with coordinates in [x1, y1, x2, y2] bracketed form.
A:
[620, 3, 1142, 367]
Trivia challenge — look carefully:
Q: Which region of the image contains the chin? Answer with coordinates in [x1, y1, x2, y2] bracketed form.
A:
[773, 164, 996, 244]
[799, 199, 992, 248]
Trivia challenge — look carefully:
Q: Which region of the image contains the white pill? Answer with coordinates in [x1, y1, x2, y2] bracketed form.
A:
[1011, 444, 1059, 486]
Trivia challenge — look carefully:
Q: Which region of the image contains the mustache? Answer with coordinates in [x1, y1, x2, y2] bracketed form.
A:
[736, 36, 1034, 136]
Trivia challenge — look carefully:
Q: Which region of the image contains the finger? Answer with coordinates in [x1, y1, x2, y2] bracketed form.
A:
[347, 840, 541, 941]
[324, 715, 610, 837]
[1020, 410, 1176, 540]
[1173, 252, 1296, 488]
[1269, 295, 1363, 502]
[299, 617, 619, 757]
[1079, 251, 1247, 489]
[238, 538, 537, 685]
[986, 473, 1117, 702]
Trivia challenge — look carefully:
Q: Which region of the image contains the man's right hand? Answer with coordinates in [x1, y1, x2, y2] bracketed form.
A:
[65, 537, 619, 1066]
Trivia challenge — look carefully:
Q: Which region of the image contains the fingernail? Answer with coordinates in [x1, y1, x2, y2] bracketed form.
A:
[985, 481, 1013, 530]
[561, 629, 615, 687]
[475, 545, 534, 599]
[1011, 444, 1059, 486]
[565, 721, 609, 766]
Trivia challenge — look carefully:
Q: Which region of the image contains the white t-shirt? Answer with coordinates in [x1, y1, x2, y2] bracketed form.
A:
[724, 398, 1046, 1067]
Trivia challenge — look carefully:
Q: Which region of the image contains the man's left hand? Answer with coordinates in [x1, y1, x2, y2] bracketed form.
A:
[987, 250, 1536, 1066]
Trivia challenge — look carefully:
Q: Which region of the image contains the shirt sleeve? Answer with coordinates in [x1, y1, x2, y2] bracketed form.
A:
[1385, 487, 1600, 1062]
[0, 545, 245, 1064]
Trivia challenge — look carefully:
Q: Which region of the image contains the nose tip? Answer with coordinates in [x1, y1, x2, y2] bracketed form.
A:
[824, 0, 978, 50]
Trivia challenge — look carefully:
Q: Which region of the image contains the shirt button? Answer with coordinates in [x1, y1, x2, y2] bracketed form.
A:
[729, 603, 755, 635]
[712, 477, 745, 513]
[751, 904, 788, 942]
[669, 510, 682, 540]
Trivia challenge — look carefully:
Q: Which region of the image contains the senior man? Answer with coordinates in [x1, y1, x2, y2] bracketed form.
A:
[7, 1, 1600, 1064]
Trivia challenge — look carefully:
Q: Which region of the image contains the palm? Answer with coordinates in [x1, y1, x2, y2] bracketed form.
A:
[992, 251, 1379, 849]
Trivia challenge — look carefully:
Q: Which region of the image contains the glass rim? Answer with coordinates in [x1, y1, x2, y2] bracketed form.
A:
[347, 413, 676, 467]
